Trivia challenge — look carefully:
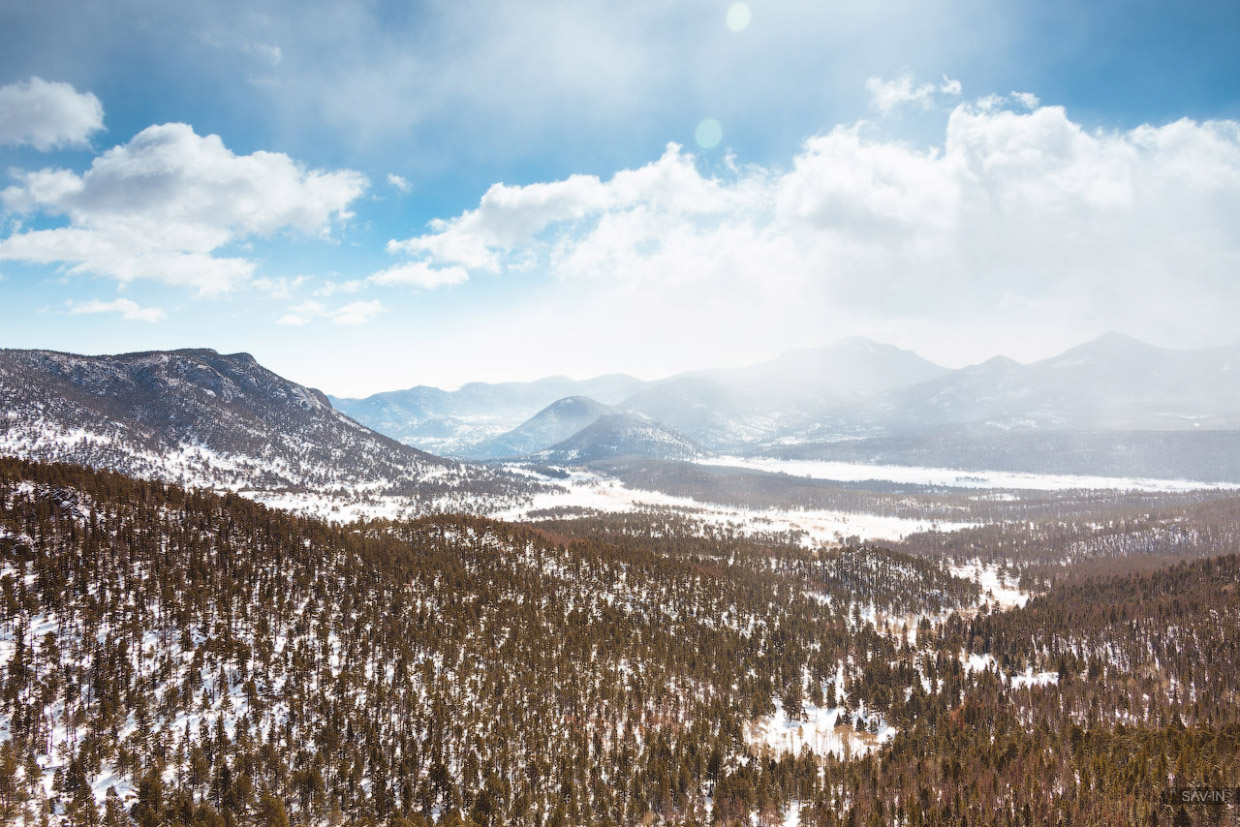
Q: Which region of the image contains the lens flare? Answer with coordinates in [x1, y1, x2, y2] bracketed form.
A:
[726, 3, 751, 32]
[695, 118, 723, 148]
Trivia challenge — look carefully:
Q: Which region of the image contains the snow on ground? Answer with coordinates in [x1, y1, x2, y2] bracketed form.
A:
[490, 467, 968, 544]
[696, 456, 1237, 492]
[745, 699, 895, 762]
[951, 561, 1031, 609]
[958, 651, 1059, 689]
[1010, 668, 1060, 689]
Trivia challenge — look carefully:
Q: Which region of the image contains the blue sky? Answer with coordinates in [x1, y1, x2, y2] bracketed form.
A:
[1, 0, 1238, 395]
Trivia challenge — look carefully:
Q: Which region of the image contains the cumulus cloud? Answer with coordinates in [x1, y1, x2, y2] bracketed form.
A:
[251, 276, 307, 298]
[387, 96, 1240, 365]
[0, 77, 104, 151]
[67, 298, 166, 322]
[370, 261, 470, 289]
[0, 123, 368, 294]
[865, 72, 962, 116]
[384, 144, 754, 281]
[387, 174, 412, 193]
[332, 300, 385, 325]
[277, 299, 385, 326]
[314, 278, 367, 297]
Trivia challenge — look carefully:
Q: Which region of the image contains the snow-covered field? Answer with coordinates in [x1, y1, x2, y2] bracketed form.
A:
[697, 456, 1239, 492]
[489, 467, 969, 544]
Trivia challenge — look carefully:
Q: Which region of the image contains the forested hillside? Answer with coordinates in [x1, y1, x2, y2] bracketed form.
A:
[0, 459, 1236, 826]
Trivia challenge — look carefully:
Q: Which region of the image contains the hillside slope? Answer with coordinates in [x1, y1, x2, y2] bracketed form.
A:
[0, 348, 541, 515]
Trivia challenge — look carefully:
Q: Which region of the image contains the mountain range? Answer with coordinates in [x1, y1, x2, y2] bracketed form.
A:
[4, 333, 1240, 490]
[0, 347, 543, 517]
[328, 374, 644, 454]
[334, 337, 947, 455]
[816, 332, 1240, 436]
[332, 333, 1240, 478]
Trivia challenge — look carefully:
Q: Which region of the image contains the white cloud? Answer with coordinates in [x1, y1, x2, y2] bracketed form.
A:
[314, 278, 367, 296]
[277, 301, 322, 326]
[369, 261, 470, 289]
[67, 298, 166, 322]
[332, 299, 385, 325]
[865, 72, 962, 116]
[241, 41, 283, 66]
[202, 31, 284, 67]
[387, 174, 412, 193]
[277, 298, 384, 326]
[387, 95, 1240, 368]
[0, 77, 104, 151]
[1011, 91, 1039, 110]
[0, 123, 368, 294]
[251, 275, 307, 298]
[385, 143, 751, 279]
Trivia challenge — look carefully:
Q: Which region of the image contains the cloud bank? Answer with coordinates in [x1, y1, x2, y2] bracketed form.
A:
[382, 93, 1240, 365]
[0, 121, 368, 294]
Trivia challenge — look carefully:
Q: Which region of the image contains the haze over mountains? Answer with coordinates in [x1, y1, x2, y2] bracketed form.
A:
[328, 375, 644, 455]
[329, 333, 1240, 479]
[832, 332, 1240, 434]
[334, 338, 948, 456]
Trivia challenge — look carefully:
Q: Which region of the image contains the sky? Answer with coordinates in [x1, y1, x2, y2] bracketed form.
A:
[0, 0, 1238, 396]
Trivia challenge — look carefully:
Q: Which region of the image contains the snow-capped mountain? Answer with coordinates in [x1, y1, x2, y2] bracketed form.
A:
[0, 347, 541, 514]
[461, 395, 618, 459]
[330, 373, 645, 454]
[839, 332, 1240, 434]
[333, 338, 947, 453]
[533, 413, 702, 463]
[310, 333, 1240, 471]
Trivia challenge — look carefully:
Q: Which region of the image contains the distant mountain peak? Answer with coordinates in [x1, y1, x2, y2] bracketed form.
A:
[1073, 330, 1157, 353]
[459, 395, 616, 460]
[974, 354, 1023, 370]
[534, 413, 701, 464]
[828, 336, 909, 354]
[1038, 331, 1162, 369]
[547, 395, 608, 410]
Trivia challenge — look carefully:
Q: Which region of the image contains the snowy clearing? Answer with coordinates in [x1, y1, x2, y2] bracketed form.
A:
[745, 699, 895, 762]
[489, 467, 969, 544]
[952, 561, 1031, 610]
